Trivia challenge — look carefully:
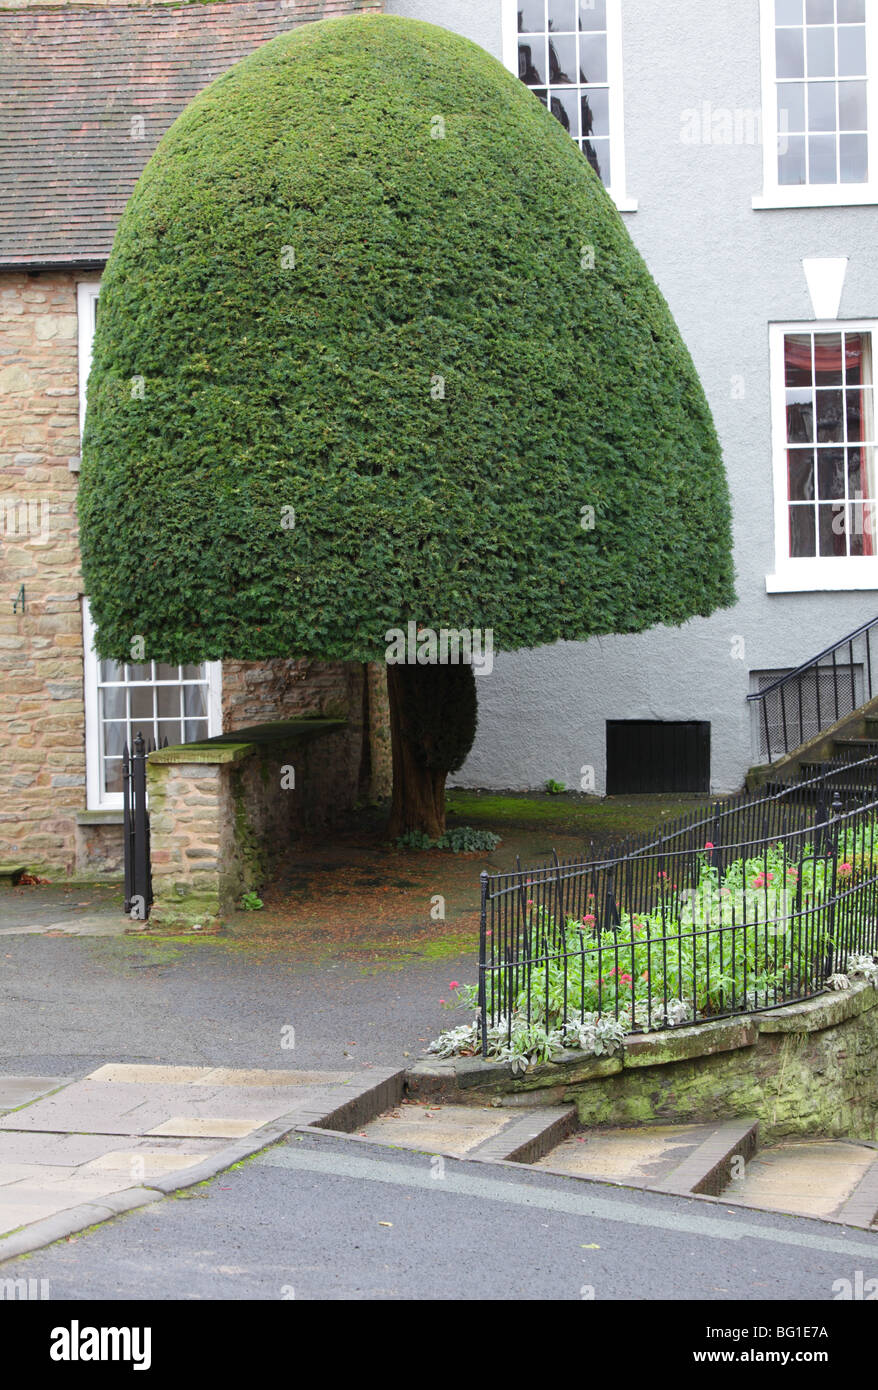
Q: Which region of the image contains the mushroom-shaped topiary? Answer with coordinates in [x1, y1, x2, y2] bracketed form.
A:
[78, 13, 735, 838]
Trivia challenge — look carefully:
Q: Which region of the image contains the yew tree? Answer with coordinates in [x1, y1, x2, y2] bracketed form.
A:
[78, 14, 735, 839]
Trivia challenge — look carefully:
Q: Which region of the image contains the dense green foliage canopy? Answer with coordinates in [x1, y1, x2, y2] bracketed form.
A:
[78, 13, 734, 665]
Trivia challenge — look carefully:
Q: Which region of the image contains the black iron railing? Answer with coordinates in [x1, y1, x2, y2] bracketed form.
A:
[477, 765, 878, 1056]
[123, 732, 154, 921]
[747, 615, 878, 764]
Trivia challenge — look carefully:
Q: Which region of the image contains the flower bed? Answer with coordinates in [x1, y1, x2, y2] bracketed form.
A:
[429, 828, 878, 1072]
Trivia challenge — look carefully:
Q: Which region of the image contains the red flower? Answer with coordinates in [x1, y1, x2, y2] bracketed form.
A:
[704, 842, 715, 851]
[449, 981, 459, 990]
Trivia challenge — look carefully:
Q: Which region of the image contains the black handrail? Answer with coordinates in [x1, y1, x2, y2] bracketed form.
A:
[747, 614, 878, 763]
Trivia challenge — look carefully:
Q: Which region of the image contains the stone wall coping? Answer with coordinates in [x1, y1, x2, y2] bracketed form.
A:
[75, 810, 124, 825]
[408, 982, 878, 1095]
[755, 980, 878, 1032]
[148, 718, 347, 766]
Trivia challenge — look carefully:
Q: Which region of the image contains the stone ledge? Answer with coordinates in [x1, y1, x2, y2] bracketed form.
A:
[148, 717, 348, 766]
[623, 1016, 758, 1068]
[75, 810, 123, 825]
[148, 741, 255, 766]
[756, 981, 877, 1033]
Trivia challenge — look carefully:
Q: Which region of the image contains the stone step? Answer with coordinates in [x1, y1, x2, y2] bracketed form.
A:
[357, 1100, 575, 1161]
[720, 1140, 878, 1227]
[534, 1118, 757, 1194]
[0, 865, 28, 887]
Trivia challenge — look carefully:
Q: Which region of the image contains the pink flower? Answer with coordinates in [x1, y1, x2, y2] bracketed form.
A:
[526, 899, 533, 908]
[620, 973, 633, 988]
[582, 914, 596, 925]
[608, 967, 616, 976]
[704, 842, 715, 851]
[439, 998, 445, 1005]
[839, 862, 853, 877]
[449, 981, 459, 990]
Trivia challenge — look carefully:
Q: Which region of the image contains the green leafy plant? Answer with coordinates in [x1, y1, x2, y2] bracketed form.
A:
[394, 826, 501, 853]
[239, 891, 264, 911]
[545, 779, 567, 795]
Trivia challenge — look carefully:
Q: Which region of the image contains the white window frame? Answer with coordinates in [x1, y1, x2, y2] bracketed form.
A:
[755, 0, 878, 209]
[500, 0, 637, 212]
[76, 280, 101, 438]
[76, 278, 222, 808]
[82, 603, 222, 810]
[767, 317, 878, 592]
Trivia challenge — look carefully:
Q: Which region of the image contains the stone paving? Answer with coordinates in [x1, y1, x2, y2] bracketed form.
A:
[0, 1064, 396, 1244]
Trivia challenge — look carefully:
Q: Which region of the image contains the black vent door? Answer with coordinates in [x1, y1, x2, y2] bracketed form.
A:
[606, 721, 710, 794]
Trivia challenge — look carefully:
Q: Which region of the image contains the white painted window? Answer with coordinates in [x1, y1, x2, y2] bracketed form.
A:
[767, 320, 878, 592]
[501, 0, 636, 211]
[76, 280, 221, 807]
[82, 603, 222, 809]
[756, 0, 878, 207]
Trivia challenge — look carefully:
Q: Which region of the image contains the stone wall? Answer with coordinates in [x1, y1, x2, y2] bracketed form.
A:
[147, 720, 354, 929]
[221, 658, 391, 803]
[408, 984, 878, 1144]
[0, 269, 85, 875]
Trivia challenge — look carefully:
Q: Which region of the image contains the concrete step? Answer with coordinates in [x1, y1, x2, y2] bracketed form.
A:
[534, 1118, 758, 1196]
[721, 1140, 878, 1227]
[358, 1099, 576, 1161]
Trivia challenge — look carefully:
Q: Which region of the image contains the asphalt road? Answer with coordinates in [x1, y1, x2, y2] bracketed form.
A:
[2, 1130, 877, 1301]
[0, 930, 464, 1076]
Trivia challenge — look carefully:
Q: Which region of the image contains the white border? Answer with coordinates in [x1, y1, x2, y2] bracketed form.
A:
[500, 0, 637, 212]
[76, 279, 101, 439]
[766, 317, 878, 593]
[755, 0, 878, 209]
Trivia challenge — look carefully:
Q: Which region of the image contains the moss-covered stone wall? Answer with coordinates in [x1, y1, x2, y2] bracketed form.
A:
[408, 984, 878, 1144]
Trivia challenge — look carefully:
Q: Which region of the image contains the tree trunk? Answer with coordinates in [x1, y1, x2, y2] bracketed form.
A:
[387, 664, 447, 839]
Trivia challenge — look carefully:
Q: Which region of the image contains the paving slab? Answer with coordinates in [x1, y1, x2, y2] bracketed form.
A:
[0, 1065, 360, 1137]
[723, 1140, 878, 1220]
[534, 1123, 714, 1185]
[0, 1065, 402, 1258]
[0, 1076, 68, 1113]
[359, 1101, 514, 1157]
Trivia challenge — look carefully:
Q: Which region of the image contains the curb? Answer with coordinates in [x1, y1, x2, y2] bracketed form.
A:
[0, 1068, 405, 1266]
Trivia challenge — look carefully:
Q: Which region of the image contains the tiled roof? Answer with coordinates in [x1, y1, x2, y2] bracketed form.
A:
[0, 0, 381, 267]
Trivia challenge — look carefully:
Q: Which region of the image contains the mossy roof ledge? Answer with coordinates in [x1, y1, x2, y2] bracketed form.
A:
[148, 718, 347, 764]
